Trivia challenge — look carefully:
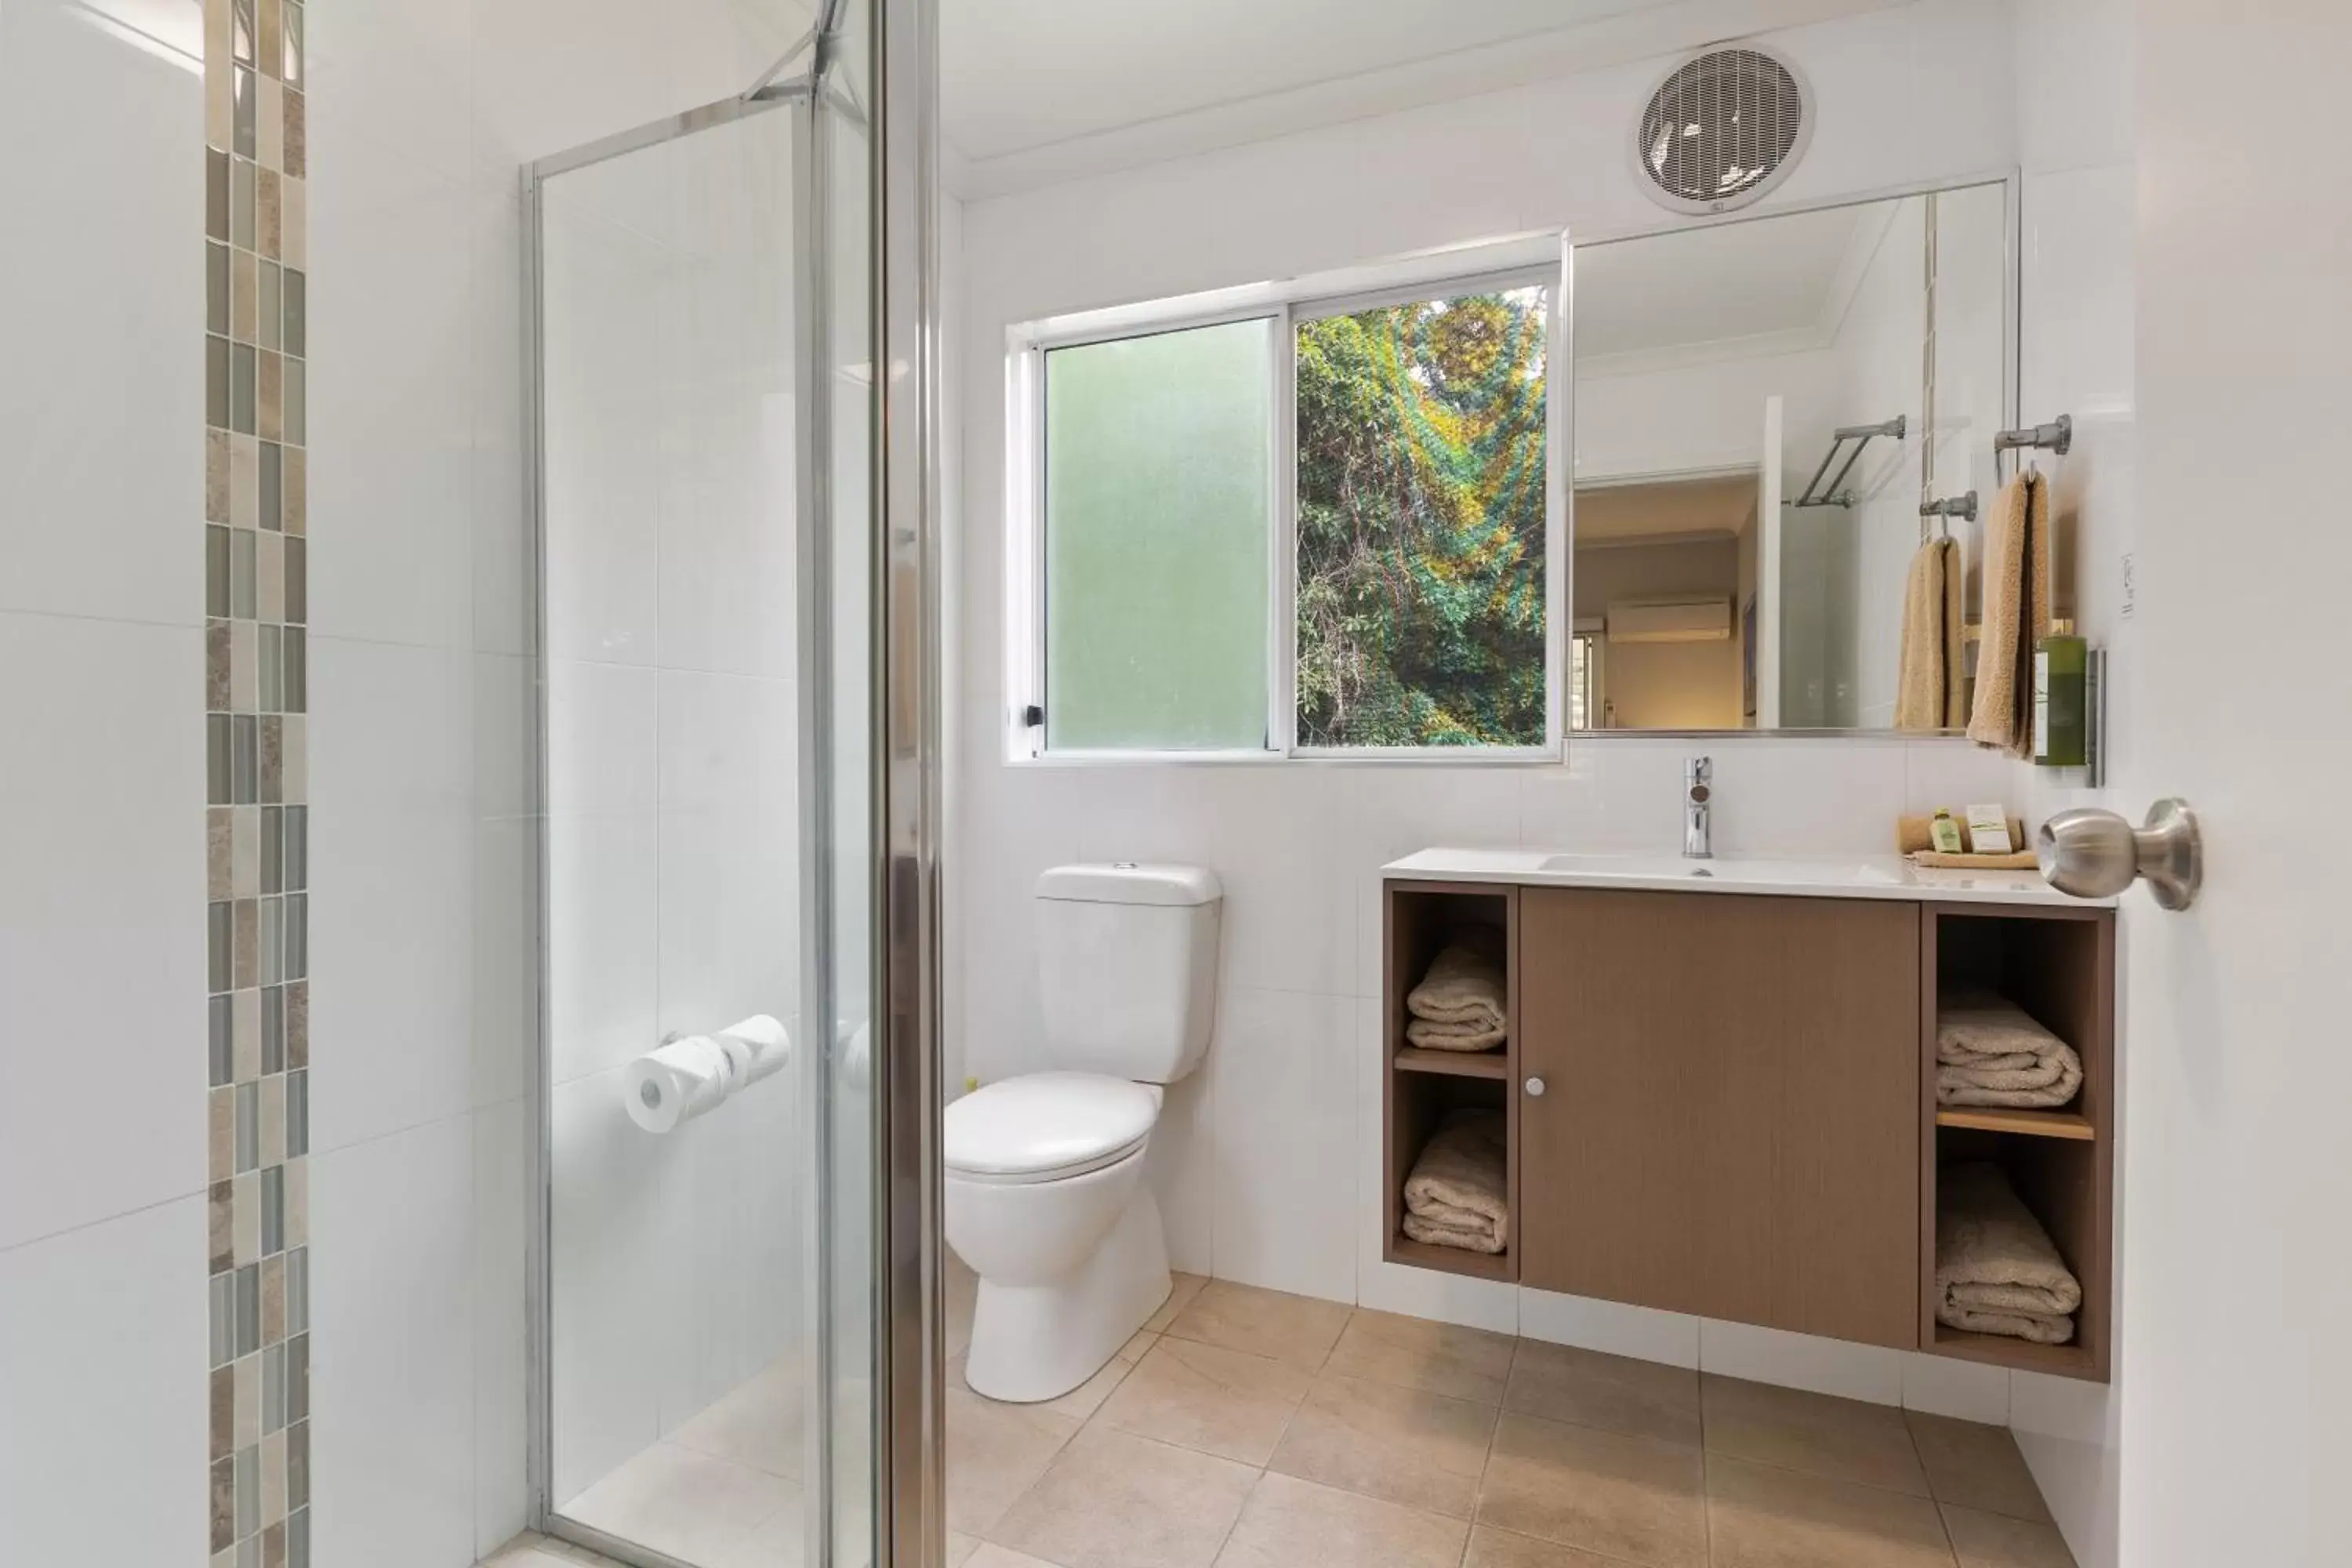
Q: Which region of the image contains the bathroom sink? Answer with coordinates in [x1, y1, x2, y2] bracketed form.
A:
[1533, 852, 1907, 891]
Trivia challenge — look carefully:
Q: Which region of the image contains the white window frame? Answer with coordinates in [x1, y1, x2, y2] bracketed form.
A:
[1005, 234, 1573, 765]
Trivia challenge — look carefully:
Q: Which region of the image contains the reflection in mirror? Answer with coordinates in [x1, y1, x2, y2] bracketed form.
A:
[1570, 181, 2012, 734]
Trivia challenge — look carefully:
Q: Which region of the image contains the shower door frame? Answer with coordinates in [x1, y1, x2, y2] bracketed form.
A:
[517, 0, 942, 1562]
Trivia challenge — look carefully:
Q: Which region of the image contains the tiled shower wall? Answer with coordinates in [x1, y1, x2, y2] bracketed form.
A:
[204, 1, 314, 1561]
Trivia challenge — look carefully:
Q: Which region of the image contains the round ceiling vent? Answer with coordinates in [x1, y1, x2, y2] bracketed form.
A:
[1632, 45, 1813, 215]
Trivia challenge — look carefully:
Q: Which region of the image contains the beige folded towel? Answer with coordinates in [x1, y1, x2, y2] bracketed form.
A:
[1405, 934, 1506, 1052]
[1894, 536, 1964, 731]
[1967, 470, 2052, 757]
[1936, 1162, 2080, 1344]
[1402, 1110, 1507, 1254]
[1936, 991, 2083, 1108]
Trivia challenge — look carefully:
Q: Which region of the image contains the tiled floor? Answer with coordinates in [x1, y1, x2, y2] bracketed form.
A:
[945, 1266, 2078, 1568]
[490, 1265, 2075, 1568]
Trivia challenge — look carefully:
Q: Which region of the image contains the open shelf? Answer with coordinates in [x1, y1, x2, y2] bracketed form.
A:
[1394, 1047, 1510, 1080]
[1921, 903, 2115, 1381]
[1934, 1106, 2094, 1141]
[1388, 1234, 1515, 1281]
[1384, 880, 1519, 1283]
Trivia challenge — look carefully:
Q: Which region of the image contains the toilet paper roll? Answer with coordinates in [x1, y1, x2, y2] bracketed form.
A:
[623, 1035, 734, 1134]
[717, 1014, 791, 1087]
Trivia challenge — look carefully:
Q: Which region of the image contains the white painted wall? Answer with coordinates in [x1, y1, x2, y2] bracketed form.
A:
[949, 0, 2047, 1403]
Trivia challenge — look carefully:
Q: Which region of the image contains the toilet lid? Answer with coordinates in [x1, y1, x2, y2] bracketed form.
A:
[945, 1072, 1160, 1182]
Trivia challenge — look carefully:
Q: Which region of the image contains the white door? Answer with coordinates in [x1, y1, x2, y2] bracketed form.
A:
[2122, 5, 2352, 1562]
[1755, 395, 1783, 728]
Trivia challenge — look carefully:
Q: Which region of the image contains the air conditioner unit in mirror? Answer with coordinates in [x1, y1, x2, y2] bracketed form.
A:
[1607, 595, 1733, 644]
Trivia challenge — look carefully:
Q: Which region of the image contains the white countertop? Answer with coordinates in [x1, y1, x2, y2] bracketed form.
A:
[1383, 848, 2117, 908]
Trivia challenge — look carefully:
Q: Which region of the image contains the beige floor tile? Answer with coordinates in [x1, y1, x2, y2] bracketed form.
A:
[1323, 1308, 1517, 1405]
[1700, 1374, 1930, 1496]
[1095, 1335, 1312, 1465]
[1267, 1370, 1497, 1519]
[562, 1443, 797, 1567]
[955, 1330, 1155, 1422]
[1942, 1504, 2078, 1568]
[1163, 1279, 1352, 1371]
[1707, 1454, 1957, 1568]
[1462, 1525, 1643, 1566]
[477, 1537, 579, 1568]
[968, 1545, 1069, 1568]
[1475, 1410, 1708, 1568]
[946, 1531, 981, 1566]
[706, 1487, 809, 1568]
[671, 1361, 804, 1479]
[946, 1387, 1083, 1537]
[990, 1425, 1259, 1568]
[1143, 1271, 1208, 1334]
[1214, 1472, 1467, 1568]
[1907, 1412, 2054, 1523]
[1504, 1339, 1701, 1449]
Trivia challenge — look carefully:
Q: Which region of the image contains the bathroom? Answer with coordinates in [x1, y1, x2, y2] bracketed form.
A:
[0, 2, 2344, 1568]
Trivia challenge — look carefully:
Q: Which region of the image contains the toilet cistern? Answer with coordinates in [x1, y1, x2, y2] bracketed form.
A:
[1685, 757, 1713, 859]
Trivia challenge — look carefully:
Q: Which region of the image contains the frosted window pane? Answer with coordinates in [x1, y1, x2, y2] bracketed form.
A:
[1044, 319, 1274, 751]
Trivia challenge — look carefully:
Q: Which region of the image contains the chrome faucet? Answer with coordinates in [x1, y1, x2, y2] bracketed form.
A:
[1684, 757, 1713, 859]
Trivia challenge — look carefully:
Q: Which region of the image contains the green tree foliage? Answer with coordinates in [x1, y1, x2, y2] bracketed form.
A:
[1295, 287, 1548, 746]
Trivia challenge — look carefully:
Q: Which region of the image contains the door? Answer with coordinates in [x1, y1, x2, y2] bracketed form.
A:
[1518, 888, 1919, 1348]
[2119, 9, 2352, 1562]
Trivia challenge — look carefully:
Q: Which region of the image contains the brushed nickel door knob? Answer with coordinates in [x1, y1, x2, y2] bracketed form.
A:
[2037, 799, 2201, 910]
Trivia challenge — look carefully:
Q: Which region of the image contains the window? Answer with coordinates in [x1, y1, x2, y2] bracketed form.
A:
[1295, 285, 1550, 747]
[1017, 259, 1562, 759]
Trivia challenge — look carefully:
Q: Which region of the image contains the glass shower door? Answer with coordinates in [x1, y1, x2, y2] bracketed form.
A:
[528, 34, 889, 1566]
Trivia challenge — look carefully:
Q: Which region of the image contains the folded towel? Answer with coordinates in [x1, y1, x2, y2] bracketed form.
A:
[1967, 470, 2053, 757]
[1895, 536, 1963, 731]
[1403, 1110, 1507, 1254]
[1405, 933, 1506, 1052]
[1936, 991, 2083, 1107]
[1935, 1162, 2080, 1344]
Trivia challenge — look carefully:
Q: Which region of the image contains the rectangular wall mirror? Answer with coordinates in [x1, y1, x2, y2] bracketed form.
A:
[1570, 179, 2015, 735]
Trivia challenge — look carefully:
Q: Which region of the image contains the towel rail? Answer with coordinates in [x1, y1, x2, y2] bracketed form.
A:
[1793, 416, 1907, 509]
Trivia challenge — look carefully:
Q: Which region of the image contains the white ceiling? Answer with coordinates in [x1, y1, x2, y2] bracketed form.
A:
[1572, 201, 1894, 361]
[1576, 475, 1758, 542]
[939, 0, 1695, 162]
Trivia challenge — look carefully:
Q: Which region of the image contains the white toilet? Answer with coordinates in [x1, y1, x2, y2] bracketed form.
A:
[946, 863, 1221, 1403]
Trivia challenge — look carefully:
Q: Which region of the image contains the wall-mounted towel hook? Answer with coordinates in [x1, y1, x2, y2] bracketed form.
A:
[1994, 415, 2073, 479]
[1921, 492, 1978, 532]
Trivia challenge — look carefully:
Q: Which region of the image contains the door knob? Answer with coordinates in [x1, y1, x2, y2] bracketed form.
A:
[1525, 1077, 1546, 1098]
[2037, 799, 2202, 910]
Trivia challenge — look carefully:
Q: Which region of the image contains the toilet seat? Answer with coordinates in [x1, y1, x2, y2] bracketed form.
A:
[946, 1072, 1160, 1185]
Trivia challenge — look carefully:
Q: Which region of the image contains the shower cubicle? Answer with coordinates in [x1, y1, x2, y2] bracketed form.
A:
[521, 2, 942, 1563]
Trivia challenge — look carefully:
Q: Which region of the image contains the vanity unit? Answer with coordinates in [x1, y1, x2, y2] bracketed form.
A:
[1383, 849, 2117, 1381]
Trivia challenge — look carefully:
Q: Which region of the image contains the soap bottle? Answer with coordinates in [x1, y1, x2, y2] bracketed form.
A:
[1929, 809, 1965, 855]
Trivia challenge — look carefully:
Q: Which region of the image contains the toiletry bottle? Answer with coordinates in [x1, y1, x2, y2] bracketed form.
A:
[1930, 809, 1965, 855]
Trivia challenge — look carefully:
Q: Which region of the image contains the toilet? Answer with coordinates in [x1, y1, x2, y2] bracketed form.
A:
[945, 863, 1221, 1403]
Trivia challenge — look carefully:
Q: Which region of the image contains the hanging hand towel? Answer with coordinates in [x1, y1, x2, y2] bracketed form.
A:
[1967, 470, 2052, 756]
[1894, 535, 1963, 731]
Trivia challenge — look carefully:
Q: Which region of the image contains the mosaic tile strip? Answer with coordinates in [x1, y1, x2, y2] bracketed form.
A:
[205, 1, 309, 1563]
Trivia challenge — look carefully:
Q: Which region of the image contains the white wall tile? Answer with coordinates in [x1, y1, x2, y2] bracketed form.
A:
[0, 614, 205, 1250]
[473, 1099, 532, 1556]
[0, 1196, 207, 1566]
[472, 179, 535, 660]
[306, 0, 474, 181]
[308, 637, 479, 1152]
[548, 811, 662, 1087]
[311, 1114, 479, 1568]
[1699, 1317, 1904, 1406]
[307, 129, 477, 652]
[1520, 1290, 1701, 1370]
[1209, 988, 1356, 1304]
[1900, 1352, 2012, 1425]
[0, 0, 201, 629]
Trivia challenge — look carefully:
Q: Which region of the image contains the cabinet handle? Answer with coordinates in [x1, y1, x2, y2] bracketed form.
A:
[1525, 1076, 1546, 1098]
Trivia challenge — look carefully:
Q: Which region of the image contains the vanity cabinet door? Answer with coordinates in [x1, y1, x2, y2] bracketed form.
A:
[1518, 888, 1921, 1349]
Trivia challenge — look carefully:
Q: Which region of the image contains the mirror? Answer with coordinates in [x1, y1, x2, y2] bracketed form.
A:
[1570, 181, 2013, 734]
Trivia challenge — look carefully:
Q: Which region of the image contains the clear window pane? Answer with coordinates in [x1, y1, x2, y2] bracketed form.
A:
[1044, 318, 1275, 751]
[1296, 285, 1549, 747]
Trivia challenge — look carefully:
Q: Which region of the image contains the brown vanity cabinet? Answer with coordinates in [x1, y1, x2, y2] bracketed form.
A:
[1516, 888, 1923, 1349]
